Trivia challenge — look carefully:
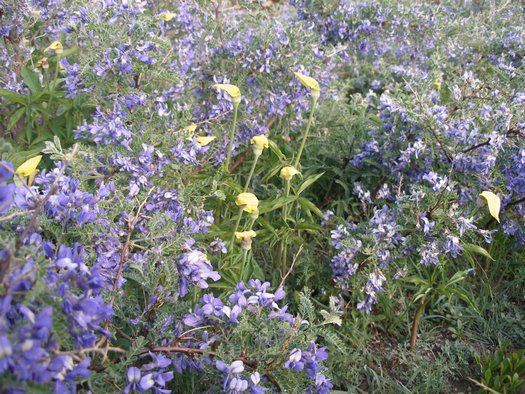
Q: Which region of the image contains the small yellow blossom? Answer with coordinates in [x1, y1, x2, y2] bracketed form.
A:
[235, 230, 257, 250]
[280, 166, 300, 181]
[480, 191, 501, 223]
[16, 155, 42, 177]
[235, 230, 256, 241]
[250, 135, 269, 156]
[161, 11, 176, 22]
[37, 58, 49, 69]
[235, 192, 259, 214]
[294, 72, 320, 97]
[197, 136, 216, 146]
[213, 84, 241, 104]
[185, 123, 198, 133]
[251, 135, 269, 149]
[44, 41, 63, 54]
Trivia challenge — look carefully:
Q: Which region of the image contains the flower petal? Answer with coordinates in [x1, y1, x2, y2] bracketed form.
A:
[294, 72, 320, 92]
[16, 155, 42, 177]
[480, 191, 501, 223]
[213, 83, 241, 98]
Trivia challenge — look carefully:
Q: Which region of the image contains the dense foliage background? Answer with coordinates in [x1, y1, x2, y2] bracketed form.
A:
[1, 0, 524, 393]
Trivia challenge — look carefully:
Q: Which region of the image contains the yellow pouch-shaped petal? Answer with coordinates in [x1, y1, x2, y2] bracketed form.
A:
[480, 191, 501, 223]
[294, 72, 320, 92]
[16, 155, 42, 177]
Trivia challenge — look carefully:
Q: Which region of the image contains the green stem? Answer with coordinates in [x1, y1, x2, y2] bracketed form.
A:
[410, 296, 429, 348]
[42, 54, 61, 134]
[240, 249, 248, 282]
[282, 179, 291, 222]
[243, 155, 259, 192]
[293, 95, 318, 169]
[280, 179, 291, 274]
[230, 207, 243, 245]
[224, 102, 239, 173]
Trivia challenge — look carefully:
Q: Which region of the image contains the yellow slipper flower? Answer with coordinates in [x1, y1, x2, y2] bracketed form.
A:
[16, 155, 42, 177]
[161, 11, 176, 22]
[235, 192, 259, 214]
[294, 72, 320, 97]
[280, 166, 300, 181]
[197, 136, 216, 146]
[250, 135, 269, 157]
[235, 230, 257, 250]
[44, 41, 63, 54]
[213, 84, 241, 104]
[480, 191, 501, 223]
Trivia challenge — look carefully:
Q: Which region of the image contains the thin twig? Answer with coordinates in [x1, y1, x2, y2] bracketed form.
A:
[279, 244, 303, 288]
[467, 377, 502, 394]
[0, 210, 34, 223]
[111, 187, 155, 294]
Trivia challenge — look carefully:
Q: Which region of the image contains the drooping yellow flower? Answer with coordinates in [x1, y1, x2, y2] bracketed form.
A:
[480, 191, 501, 223]
[294, 72, 320, 97]
[235, 192, 259, 214]
[161, 11, 176, 22]
[197, 136, 216, 146]
[251, 135, 269, 149]
[250, 135, 269, 157]
[44, 41, 63, 54]
[185, 123, 198, 133]
[235, 230, 257, 241]
[213, 84, 241, 104]
[16, 155, 42, 177]
[280, 166, 300, 181]
[37, 57, 49, 69]
[235, 230, 257, 250]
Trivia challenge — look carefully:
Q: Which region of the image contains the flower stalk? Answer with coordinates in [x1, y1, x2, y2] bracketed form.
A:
[294, 95, 318, 169]
[225, 101, 239, 173]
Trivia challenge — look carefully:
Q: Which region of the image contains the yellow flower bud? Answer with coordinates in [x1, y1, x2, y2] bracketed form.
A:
[185, 123, 198, 133]
[213, 84, 241, 104]
[280, 166, 299, 181]
[16, 155, 42, 177]
[196, 136, 216, 146]
[250, 134, 269, 157]
[294, 72, 320, 97]
[235, 230, 256, 250]
[44, 41, 63, 54]
[235, 192, 259, 214]
[37, 57, 49, 69]
[250, 135, 269, 149]
[235, 230, 256, 241]
[161, 11, 176, 22]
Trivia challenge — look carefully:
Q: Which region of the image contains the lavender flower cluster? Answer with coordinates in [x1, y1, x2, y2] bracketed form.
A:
[303, 0, 525, 311]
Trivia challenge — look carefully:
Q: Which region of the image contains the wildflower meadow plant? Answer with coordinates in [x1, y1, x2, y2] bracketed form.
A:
[1, 0, 525, 393]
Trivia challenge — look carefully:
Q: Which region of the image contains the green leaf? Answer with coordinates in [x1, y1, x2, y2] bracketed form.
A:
[258, 196, 296, 214]
[448, 287, 480, 314]
[262, 161, 284, 183]
[21, 66, 42, 93]
[256, 217, 278, 236]
[0, 88, 26, 104]
[296, 172, 325, 195]
[268, 139, 285, 160]
[7, 107, 25, 130]
[462, 243, 495, 261]
[401, 275, 430, 286]
[446, 270, 469, 287]
[295, 222, 322, 231]
[297, 197, 323, 218]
